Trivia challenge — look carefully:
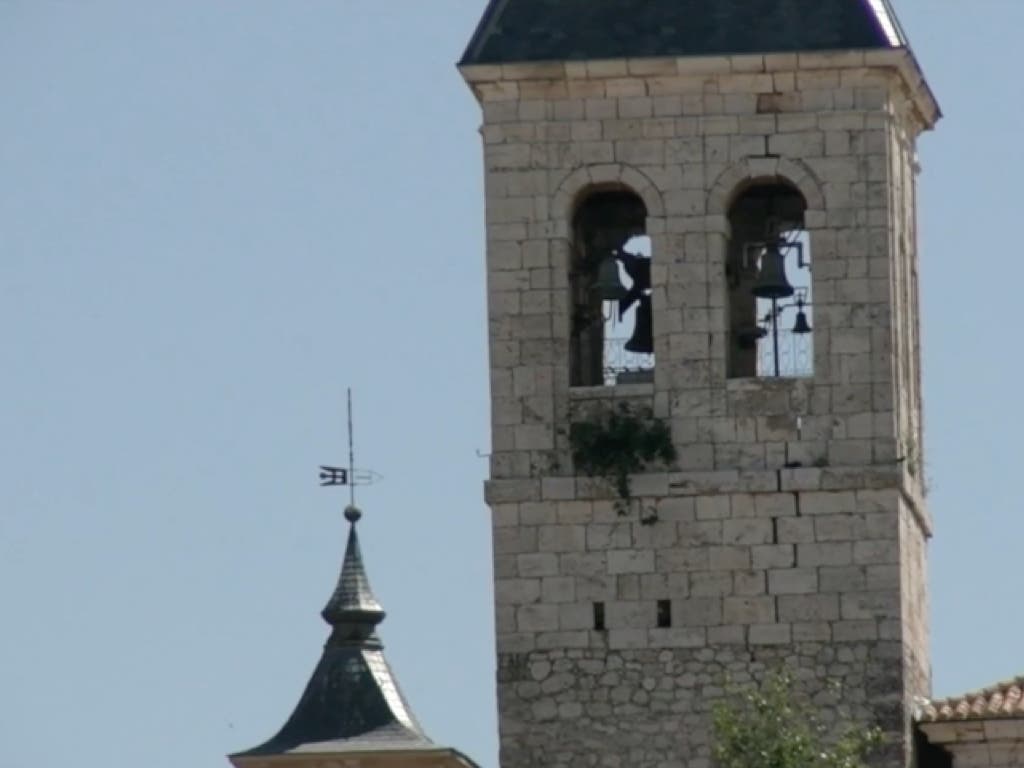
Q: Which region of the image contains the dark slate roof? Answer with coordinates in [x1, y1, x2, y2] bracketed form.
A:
[231, 507, 437, 759]
[232, 646, 433, 756]
[460, 0, 908, 66]
[321, 517, 385, 627]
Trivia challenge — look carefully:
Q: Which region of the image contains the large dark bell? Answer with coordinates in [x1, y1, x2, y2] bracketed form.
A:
[624, 296, 654, 353]
[593, 255, 627, 301]
[792, 309, 812, 335]
[736, 324, 768, 350]
[751, 243, 794, 299]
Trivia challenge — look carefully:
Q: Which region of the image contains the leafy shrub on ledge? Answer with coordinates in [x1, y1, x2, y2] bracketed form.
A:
[568, 402, 676, 512]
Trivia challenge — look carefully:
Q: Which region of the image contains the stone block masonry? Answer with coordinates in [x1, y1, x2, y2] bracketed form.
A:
[492, 486, 926, 768]
[465, 47, 937, 768]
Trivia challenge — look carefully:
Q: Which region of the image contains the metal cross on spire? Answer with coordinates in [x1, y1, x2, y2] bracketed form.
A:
[318, 389, 381, 515]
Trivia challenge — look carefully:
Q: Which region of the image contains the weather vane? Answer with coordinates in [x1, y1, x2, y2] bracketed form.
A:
[318, 389, 380, 511]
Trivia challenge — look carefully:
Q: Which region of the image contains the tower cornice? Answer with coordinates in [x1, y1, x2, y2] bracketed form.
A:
[460, 48, 939, 131]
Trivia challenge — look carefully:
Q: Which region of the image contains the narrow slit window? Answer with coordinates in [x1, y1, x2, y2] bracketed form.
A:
[593, 601, 606, 631]
[726, 183, 813, 379]
[656, 599, 672, 628]
[570, 189, 653, 387]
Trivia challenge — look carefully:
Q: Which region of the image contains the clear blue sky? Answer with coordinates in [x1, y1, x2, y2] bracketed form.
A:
[0, 3, 1020, 768]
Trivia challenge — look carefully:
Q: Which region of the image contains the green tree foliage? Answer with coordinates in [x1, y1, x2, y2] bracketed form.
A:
[712, 672, 883, 768]
[569, 402, 675, 510]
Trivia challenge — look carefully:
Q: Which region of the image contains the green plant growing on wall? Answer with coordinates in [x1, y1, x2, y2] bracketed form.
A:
[712, 671, 883, 768]
[568, 402, 676, 513]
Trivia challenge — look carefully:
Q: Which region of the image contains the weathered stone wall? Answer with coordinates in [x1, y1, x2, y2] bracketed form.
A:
[920, 721, 1024, 768]
[900, 494, 931, 766]
[491, 484, 921, 768]
[465, 49, 937, 768]
[943, 742, 1024, 768]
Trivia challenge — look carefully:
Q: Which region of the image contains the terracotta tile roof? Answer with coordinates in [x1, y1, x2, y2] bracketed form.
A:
[918, 677, 1024, 722]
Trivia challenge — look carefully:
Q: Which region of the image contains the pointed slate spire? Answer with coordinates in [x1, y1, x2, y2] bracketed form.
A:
[229, 504, 480, 768]
[320, 505, 385, 646]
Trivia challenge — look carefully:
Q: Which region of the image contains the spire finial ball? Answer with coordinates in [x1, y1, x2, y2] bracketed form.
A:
[344, 505, 362, 523]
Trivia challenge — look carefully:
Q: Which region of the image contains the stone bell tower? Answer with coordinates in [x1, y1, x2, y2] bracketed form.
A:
[460, 1, 940, 768]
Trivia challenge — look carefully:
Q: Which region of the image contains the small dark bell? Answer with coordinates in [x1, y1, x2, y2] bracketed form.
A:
[792, 309, 812, 335]
[624, 295, 653, 354]
[751, 243, 794, 299]
[593, 255, 627, 301]
[736, 325, 768, 350]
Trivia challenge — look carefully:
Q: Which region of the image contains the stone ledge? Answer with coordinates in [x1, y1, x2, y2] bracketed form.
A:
[919, 721, 1024, 745]
[462, 51, 884, 83]
[485, 463, 916, 504]
[568, 382, 655, 400]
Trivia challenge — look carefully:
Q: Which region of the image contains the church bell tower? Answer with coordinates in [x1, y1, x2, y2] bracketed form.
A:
[460, 1, 940, 767]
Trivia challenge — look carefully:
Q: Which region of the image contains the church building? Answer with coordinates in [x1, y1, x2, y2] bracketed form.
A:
[230, 2, 1023, 768]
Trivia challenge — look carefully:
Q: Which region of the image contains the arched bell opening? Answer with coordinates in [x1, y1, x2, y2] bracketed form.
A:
[569, 187, 653, 387]
[726, 181, 814, 379]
